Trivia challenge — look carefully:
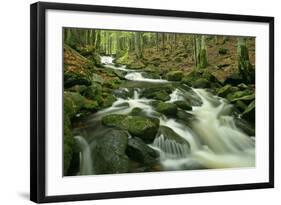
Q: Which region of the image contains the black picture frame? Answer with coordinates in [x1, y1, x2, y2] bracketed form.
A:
[30, 1, 274, 203]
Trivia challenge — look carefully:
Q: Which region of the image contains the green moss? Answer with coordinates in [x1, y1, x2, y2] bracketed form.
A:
[156, 102, 178, 116]
[193, 78, 210, 88]
[166, 71, 183, 81]
[102, 114, 159, 143]
[174, 101, 192, 110]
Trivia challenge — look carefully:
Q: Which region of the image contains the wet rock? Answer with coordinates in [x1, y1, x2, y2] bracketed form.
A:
[242, 100, 255, 125]
[92, 129, 129, 174]
[174, 100, 192, 111]
[157, 126, 190, 146]
[224, 73, 244, 85]
[234, 118, 255, 136]
[113, 88, 133, 99]
[193, 78, 210, 88]
[101, 93, 117, 108]
[80, 83, 102, 101]
[226, 90, 254, 102]
[176, 110, 195, 124]
[166, 71, 184, 81]
[216, 84, 239, 98]
[156, 102, 178, 116]
[130, 107, 144, 116]
[126, 137, 159, 165]
[237, 83, 248, 90]
[64, 72, 92, 88]
[102, 114, 159, 143]
[141, 72, 161, 79]
[141, 87, 172, 101]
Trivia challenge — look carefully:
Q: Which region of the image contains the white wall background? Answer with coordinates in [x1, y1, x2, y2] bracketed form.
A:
[0, 0, 279, 204]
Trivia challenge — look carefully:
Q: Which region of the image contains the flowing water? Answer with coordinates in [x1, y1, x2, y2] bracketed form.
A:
[75, 56, 255, 174]
[74, 136, 93, 175]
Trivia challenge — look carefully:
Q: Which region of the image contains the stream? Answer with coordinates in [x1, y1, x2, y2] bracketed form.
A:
[74, 56, 255, 175]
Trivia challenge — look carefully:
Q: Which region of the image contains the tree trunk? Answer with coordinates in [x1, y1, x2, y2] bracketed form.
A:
[199, 35, 208, 68]
[237, 37, 253, 83]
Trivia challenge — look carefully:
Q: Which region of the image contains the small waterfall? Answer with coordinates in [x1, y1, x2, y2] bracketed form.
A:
[168, 89, 185, 102]
[74, 136, 93, 175]
[100, 56, 114, 64]
[125, 72, 168, 83]
[153, 134, 190, 159]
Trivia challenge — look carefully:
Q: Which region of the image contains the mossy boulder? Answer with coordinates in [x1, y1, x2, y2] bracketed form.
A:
[216, 85, 239, 98]
[92, 129, 129, 174]
[156, 102, 178, 116]
[242, 100, 255, 125]
[100, 93, 117, 109]
[126, 137, 159, 165]
[141, 72, 161, 79]
[234, 118, 255, 136]
[102, 114, 159, 142]
[182, 70, 220, 88]
[64, 91, 99, 115]
[141, 87, 172, 101]
[193, 78, 210, 88]
[166, 71, 184, 81]
[226, 90, 254, 102]
[176, 110, 195, 125]
[224, 73, 244, 85]
[158, 126, 190, 146]
[174, 100, 192, 111]
[80, 82, 102, 101]
[237, 83, 248, 90]
[128, 61, 145, 70]
[131, 107, 144, 116]
[64, 71, 92, 88]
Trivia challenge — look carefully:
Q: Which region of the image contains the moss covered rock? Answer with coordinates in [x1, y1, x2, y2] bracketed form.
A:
[174, 100, 192, 111]
[92, 129, 129, 174]
[182, 70, 220, 88]
[234, 118, 255, 136]
[141, 87, 172, 101]
[193, 78, 210, 88]
[158, 126, 190, 146]
[242, 100, 255, 125]
[226, 90, 253, 102]
[166, 71, 184, 81]
[126, 137, 159, 165]
[216, 85, 239, 98]
[156, 102, 178, 116]
[102, 114, 159, 142]
[131, 107, 144, 116]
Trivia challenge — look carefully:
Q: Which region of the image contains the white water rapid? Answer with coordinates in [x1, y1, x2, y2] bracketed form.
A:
[74, 136, 93, 175]
[101, 56, 168, 83]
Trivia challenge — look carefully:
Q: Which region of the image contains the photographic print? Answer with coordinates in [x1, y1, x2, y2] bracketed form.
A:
[63, 28, 256, 176]
[31, 2, 273, 202]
